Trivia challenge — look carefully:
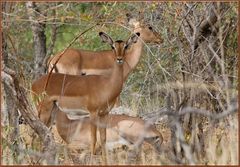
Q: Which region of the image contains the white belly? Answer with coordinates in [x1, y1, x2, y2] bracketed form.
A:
[55, 101, 89, 118]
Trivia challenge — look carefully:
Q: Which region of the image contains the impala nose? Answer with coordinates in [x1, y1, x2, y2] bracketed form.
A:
[116, 58, 123, 64]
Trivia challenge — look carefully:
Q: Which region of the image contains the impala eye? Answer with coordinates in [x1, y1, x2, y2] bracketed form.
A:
[148, 26, 153, 30]
[124, 44, 128, 49]
[111, 44, 116, 50]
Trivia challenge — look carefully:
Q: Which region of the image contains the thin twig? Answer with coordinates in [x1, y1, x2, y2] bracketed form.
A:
[44, 22, 100, 91]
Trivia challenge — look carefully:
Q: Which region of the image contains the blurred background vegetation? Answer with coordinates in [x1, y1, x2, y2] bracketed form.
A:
[1, 1, 238, 165]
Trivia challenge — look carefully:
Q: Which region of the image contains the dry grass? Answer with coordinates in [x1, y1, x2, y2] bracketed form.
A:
[3, 113, 236, 165]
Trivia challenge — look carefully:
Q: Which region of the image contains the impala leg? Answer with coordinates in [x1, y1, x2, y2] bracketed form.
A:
[99, 115, 108, 164]
[90, 113, 97, 164]
[90, 123, 97, 164]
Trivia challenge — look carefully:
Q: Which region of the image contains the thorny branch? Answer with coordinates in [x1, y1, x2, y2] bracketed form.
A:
[143, 101, 237, 122]
[141, 101, 237, 164]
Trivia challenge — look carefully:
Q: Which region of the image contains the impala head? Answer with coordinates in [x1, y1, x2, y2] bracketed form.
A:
[99, 32, 140, 64]
[129, 18, 163, 44]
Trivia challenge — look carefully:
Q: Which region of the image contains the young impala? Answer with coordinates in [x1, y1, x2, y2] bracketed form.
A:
[39, 104, 163, 153]
[32, 32, 139, 164]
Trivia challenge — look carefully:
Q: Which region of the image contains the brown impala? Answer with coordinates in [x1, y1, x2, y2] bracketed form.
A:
[39, 105, 163, 153]
[32, 32, 139, 164]
[47, 19, 163, 106]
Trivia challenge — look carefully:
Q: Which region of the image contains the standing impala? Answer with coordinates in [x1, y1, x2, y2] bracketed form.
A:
[32, 32, 139, 164]
[47, 21, 163, 107]
[47, 20, 163, 80]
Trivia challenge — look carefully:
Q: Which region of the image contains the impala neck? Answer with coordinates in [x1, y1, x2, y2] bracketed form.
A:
[106, 58, 124, 101]
[56, 110, 72, 142]
[56, 109, 91, 143]
[123, 37, 144, 80]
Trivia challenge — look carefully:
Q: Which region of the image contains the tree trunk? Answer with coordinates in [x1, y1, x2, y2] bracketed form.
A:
[2, 4, 21, 161]
[26, 2, 47, 80]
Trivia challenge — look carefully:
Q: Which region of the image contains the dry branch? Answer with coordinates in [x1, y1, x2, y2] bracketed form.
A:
[2, 66, 57, 165]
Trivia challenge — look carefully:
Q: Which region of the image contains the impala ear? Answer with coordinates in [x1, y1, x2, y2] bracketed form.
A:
[99, 32, 114, 46]
[125, 32, 140, 48]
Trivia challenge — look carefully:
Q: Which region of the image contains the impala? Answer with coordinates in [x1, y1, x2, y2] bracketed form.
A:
[47, 21, 163, 107]
[39, 104, 163, 153]
[47, 20, 163, 80]
[32, 32, 139, 164]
